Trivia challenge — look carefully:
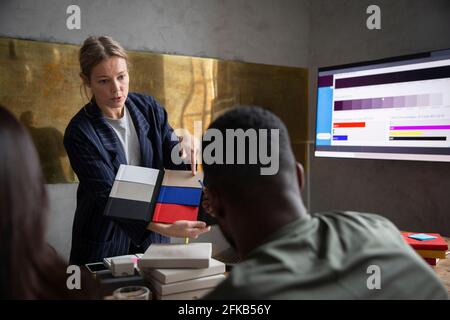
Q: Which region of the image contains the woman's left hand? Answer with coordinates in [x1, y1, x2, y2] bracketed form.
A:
[178, 133, 201, 175]
[148, 220, 211, 238]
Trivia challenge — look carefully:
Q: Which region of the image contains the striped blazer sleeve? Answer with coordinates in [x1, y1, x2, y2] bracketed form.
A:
[64, 125, 150, 245]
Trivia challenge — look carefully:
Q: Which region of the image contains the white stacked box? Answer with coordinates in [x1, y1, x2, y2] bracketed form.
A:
[138, 243, 226, 300]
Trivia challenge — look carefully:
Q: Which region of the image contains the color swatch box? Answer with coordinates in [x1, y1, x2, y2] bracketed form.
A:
[401, 232, 448, 265]
[104, 165, 203, 223]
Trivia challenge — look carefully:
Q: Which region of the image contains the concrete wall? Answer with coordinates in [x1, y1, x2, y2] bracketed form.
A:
[0, 0, 310, 67]
[0, 0, 311, 260]
[45, 184, 78, 259]
[308, 0, 450, 235]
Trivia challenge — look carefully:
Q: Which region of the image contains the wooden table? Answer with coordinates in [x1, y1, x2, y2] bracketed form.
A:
[433, 237, 450, 296]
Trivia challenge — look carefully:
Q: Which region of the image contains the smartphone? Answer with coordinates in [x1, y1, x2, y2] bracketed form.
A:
[85, 262, 110, 274]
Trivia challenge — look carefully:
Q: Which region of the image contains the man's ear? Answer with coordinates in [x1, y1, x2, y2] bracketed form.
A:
[202, 186, 224, 219]
[296, 162, 305, 192]
[79, 72, 90, 88]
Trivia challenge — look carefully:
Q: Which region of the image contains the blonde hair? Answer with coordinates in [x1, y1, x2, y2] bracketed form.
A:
[79, 36, 129, 103]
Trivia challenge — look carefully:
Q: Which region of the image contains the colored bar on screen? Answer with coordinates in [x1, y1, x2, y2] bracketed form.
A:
[333, 122, 365, 128]
[390, 125, 450, 130]
[334, 100, 343, 111]
[318, 75, 333, 87]
[333, 135, 348, 141]
[389, 131, 423, 136]
[389, 136, 446, 141]
[335, 65, 450, 89]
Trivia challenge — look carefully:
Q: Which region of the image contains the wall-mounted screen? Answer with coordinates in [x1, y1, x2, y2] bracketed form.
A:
[315, 49, 450, 162]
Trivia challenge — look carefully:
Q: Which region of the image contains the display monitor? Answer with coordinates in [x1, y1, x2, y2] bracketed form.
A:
[315, 49, 450, 162]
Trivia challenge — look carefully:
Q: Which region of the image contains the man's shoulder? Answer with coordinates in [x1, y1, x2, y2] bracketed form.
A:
[314, 210, 397, 230]
[311, 210, 407, 251]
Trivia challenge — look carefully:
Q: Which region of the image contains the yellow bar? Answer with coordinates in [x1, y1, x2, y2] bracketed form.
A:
[389, 131, 423, 136]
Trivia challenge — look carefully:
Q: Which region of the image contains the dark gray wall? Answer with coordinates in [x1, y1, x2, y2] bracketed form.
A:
[308, 0, 450, 235]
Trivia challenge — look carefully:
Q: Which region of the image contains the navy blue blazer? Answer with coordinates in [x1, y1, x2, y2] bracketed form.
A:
[64, 93, 187, 265]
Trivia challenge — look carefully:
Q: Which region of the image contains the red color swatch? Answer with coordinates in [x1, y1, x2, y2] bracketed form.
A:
[152, 203, 199, 224]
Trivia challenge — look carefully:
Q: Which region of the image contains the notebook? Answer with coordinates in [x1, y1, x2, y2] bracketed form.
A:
[156, 287, 214, 300]
[104, 165, 203, 223]
[150, 273, 226, 296]
[138, 243, 212, 269]
[140, 258, 225, 284]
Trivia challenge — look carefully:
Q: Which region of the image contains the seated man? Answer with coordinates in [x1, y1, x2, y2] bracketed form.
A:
[201, 106, 448, 299]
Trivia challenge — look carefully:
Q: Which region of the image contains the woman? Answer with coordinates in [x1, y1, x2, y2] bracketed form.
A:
[0, 105, 98, 299]
[64, 36, 210, 265]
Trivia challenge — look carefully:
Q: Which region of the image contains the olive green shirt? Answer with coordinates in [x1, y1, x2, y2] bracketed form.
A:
[205, 211, 448, 299]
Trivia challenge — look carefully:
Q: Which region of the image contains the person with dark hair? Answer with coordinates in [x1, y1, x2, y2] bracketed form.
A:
[0, 105, 98, 299]
[201, 106, 448, 299]
[64, 36, 210, 265]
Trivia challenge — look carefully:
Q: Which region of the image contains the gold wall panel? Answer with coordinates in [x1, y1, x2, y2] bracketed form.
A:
[0, 37, 308, 183]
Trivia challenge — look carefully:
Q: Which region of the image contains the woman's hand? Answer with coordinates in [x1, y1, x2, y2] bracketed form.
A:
[147, 220, 211, 238]
[178, 133, 201, 175]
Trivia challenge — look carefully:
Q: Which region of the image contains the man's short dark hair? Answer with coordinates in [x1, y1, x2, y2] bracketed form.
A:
[202, 106, 296, 199]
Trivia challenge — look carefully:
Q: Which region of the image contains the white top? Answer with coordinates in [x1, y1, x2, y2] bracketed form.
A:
[104, 107, 141, 166]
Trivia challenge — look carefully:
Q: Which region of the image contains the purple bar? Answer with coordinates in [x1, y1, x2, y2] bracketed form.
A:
[390, 125, 450, 130]
[405, 95, 417, 108]
[342, 100, 352, 110]
[372, 98, 382, 108]
[333, 94, 438, 112]
[382, 96, 394, 108]
[335, 65, 450, 89]
[361, 98, 372, 109]
[318, 75, 333, 87]
[351, 99, 362, 109]
[334, 100, 343, 110]
[393, 96, 405, 108]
